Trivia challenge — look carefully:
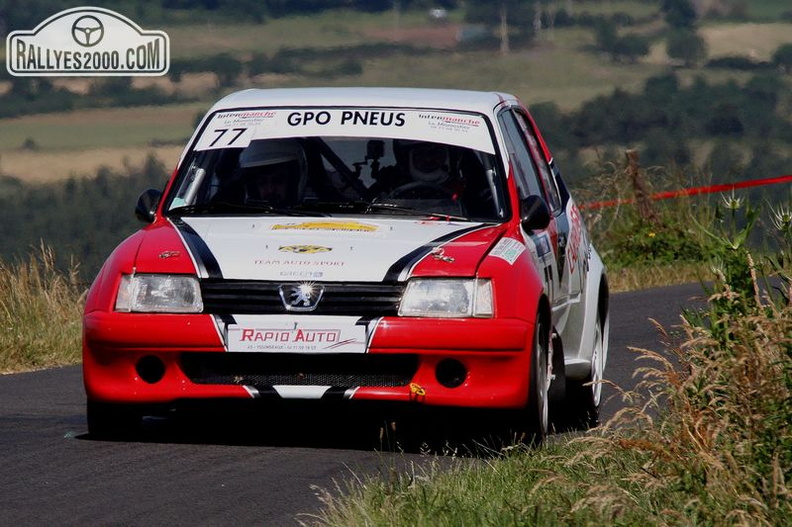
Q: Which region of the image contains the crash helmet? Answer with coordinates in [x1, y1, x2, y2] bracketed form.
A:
[405, 141, 453, 185]
[239, 139, 307, 204]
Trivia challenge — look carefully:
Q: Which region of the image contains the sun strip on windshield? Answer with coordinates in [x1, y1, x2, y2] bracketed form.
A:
[194, 107, 496, 155]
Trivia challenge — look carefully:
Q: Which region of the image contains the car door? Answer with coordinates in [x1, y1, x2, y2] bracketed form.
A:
[498, 107, 579, 333]
[497, 108, 564, 318]
[515, 107, 588, 336]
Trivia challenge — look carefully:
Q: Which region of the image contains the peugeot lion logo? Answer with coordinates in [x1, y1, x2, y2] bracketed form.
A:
[279, 283, 324, 312]
[71, 15, 104, 47]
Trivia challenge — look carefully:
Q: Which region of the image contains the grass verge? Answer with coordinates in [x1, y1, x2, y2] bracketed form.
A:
[308, 218, 792, 526]
[0, 246, 83, 374]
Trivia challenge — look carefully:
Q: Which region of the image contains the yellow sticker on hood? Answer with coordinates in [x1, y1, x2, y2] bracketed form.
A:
[272, 221, 378, 232]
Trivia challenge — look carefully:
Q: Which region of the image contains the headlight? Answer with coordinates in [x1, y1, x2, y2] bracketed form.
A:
[115, 274, 203, 313]
[399, 278, 493, 318]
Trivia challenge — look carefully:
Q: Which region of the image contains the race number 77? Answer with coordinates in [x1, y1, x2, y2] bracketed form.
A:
[209, 127, 247, 147]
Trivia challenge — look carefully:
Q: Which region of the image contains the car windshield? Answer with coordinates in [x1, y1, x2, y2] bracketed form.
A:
[165, 110, 509, 222]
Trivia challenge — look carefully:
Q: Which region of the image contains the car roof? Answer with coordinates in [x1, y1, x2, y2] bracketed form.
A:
[208, 87, 518, 116]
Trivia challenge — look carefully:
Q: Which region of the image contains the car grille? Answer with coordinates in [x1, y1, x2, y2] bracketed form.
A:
[200, 280, 404, 316]
[181, 352, 418, 388]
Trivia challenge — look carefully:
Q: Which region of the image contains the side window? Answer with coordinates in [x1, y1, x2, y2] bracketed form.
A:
[513, 111, 562, 212]
[497, 111, 543, 200]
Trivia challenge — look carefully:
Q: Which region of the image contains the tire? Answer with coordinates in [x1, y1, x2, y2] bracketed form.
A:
[525, 316, 551, 443]
[503, 314, 552, 447]
[565, 308, 608, 429]
[87, 401, 143, 440]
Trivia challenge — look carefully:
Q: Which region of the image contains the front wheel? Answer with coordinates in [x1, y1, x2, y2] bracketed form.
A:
[503, 314, 552, 446]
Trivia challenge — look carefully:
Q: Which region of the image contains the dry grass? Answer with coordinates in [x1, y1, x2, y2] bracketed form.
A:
[702, 23, 792, 60]
[637, 21, 791, 65]
[579, 278, 792, 525]
[0, 246, 84, 374]
[0, 146, 184, 184]
[606, 262, 711, 292]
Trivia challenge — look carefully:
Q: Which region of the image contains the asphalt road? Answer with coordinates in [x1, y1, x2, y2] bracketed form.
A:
[0, 282, 708, 526]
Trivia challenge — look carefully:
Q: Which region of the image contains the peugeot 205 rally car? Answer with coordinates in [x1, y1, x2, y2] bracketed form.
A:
[83, 87, 608, 442]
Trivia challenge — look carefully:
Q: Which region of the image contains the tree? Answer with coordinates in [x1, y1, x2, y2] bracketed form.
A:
[611, 34, 650, 64]
[747, 142, 789, 184]
[594, 19, 618, 53]
[0, 0, 64, 38]
[667, 29, 707, 67]
[662, 0, 697, 28]
[744, 73, 784, 113]
[500, 2, 510, 54]
[705, 102, 744, 137]
[643, 73, 680, 104]
[772, 43, 792, 74]
[204, 53, 244, 88]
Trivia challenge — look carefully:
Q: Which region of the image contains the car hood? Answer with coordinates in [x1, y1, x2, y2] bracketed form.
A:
[160, 216, 505, 282]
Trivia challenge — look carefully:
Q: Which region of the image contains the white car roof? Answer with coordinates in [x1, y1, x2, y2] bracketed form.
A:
[208, 87, 518, 116]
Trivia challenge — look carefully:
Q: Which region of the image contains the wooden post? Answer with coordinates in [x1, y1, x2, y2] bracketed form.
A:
[625, 149, 658, 223]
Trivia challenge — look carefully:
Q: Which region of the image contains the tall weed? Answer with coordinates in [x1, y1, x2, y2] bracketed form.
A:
[0, 245, 84, 373]
[581, 198, 792, 525]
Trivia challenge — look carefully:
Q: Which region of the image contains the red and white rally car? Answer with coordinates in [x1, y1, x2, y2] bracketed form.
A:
[83, 87, 608, 441]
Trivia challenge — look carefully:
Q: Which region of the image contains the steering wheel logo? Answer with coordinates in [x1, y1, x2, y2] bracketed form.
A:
[71, 15, 104, 47]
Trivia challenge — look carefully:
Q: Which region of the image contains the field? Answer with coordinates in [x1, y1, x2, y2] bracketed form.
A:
[0, 105, 201, 183]
[701, 22, 792, 59]
[1, 3, 791, 182]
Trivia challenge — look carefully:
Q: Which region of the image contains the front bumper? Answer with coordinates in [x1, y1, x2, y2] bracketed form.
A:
[83, 312, 535, 409]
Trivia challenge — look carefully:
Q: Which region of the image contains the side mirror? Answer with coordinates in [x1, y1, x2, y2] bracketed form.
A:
[520, 195, 551, 232]
[135, 189, 162, 223]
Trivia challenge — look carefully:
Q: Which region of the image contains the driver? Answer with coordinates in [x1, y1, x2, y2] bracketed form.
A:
[244, 161, 292, 204]
[406, 141, 452, 185]
[370, 140, 458, 198]
[238, 139, 308, 206]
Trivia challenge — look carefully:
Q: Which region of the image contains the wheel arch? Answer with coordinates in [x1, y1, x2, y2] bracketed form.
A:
[564, 245, 608, 380]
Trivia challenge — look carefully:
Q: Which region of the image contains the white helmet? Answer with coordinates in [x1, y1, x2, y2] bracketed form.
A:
[407, 142, 451, 184]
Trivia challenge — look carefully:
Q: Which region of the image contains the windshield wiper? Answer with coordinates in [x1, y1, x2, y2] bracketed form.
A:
[167, 201, 324, 217]
[365, 202, 469, 222]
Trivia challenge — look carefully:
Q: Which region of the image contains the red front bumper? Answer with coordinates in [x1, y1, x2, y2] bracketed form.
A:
[83, 312, 535, 409]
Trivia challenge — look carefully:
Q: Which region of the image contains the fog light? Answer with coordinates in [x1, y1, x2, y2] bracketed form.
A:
[436, 359, 467, 389]
[136, 356, 165, 384]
